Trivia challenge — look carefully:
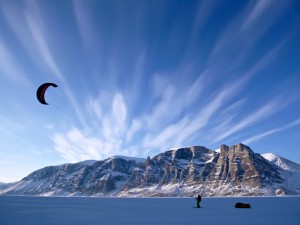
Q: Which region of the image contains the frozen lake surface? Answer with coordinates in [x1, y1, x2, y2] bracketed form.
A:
[0, 196, 299, 225]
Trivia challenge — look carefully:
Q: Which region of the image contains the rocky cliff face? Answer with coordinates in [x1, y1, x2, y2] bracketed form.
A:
[1, 143, 298, 197]
[203, 144, 284, 196]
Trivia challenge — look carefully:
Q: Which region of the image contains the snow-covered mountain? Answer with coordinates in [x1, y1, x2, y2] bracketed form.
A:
[262, 153, 300, 171]
[1, 143, 299, 197]
[262, 153, 300, 195]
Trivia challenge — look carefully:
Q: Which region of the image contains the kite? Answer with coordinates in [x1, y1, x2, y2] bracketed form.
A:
[36, 83, 58, 105]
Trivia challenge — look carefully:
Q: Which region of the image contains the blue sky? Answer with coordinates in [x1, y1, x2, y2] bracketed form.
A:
[0, 0, 300, 183]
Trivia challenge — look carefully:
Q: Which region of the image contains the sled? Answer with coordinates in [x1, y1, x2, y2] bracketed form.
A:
[235, 202, 251, 208]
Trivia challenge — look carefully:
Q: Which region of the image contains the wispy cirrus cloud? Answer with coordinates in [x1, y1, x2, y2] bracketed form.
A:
[52, 128, 103, 162]
[209, 0, 293, 72]
[0, 39, 29, 84]
[141, 73, 187, 132]
[193, 0, 217, 34]
[113, 94, 127, 125]
[186, 69, 210, 105]
[213, 99, 280, 143]
[243, 118, 300, 144]
[23, 0, 64, 82]
[240, 0, 293, 37]
[72, 0, 98, 51]
[142, 117, 189, 154]
[52, 126, 139, 162]
[52, 92, 129, 161]
[0, 1, 39, 75]
[175, 82, 242, 146]
[240, 0, 272, 34]
[105, 93, 128, 138]
[88, 97, 103, 124]
[126, 119, 143, 143]
[138, 68, 248, 150]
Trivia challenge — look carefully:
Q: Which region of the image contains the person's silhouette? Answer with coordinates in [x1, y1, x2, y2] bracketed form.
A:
[196, 194, 201, 208]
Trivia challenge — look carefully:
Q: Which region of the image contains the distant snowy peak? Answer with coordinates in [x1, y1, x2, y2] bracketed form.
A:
[262, 153, 300, 171]
[110, 155, 146, 164]
[262, 153, 278, 161]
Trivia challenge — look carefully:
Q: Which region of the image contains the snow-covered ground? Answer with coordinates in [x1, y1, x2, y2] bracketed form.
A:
[0, 196, 299, 225]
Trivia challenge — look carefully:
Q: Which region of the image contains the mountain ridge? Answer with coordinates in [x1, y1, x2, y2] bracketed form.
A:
[1, 143, 299, 197]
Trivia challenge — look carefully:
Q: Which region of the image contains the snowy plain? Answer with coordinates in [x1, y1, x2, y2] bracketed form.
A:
[0, 196, 299, 225]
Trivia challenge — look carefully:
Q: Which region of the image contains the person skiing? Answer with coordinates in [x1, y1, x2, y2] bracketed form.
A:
[196, 194, 202, 208]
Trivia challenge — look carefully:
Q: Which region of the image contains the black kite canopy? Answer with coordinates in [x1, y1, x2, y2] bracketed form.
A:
[36, 83, 58, 105]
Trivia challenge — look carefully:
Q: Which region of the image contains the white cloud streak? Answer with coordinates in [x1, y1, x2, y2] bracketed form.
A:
[243, 118, 300, 144]
[52, 129, 101, 162]
[142, 117, 189, 152]
[209, 0, 292, 72]
[52, 126, 128, 163]
[24, 0, 64, 82]
[240, 0, 272, 34]
[113, 94, 127, 124]
[186, 69, 210, 105]
[88, 97, 103, 123]
[0, 39, 29, 84]
[52, 92, 130, 162]
[175, 88, 234, 146]
[126, 119, 142, 143]
[0, 1, 38, 81]
[214, 100, 280, 143]
[72, 0, 97, 51]
[144, 81, 183, 130]
[139, 73, 248, 151]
